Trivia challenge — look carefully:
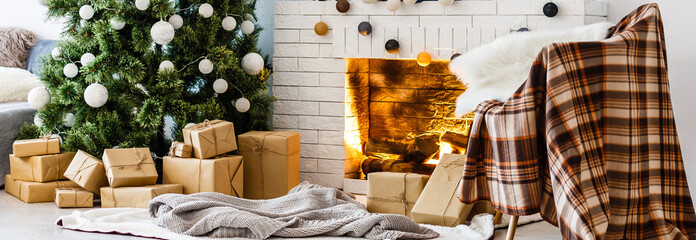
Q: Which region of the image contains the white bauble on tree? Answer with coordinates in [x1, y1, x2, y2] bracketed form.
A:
[135, 0, 149, 10]
[150, 20, 175, 45]
[168, 15, 183, 29]
[198, 58, 213, 74]
[159, 60, 175, 72]
[244, 13, 255, 23]
[34, 115, 44, 127]
[213, 79, 228, 94]
[235, 97, 250, 113]
[184, 123, 195, 128]
[241, 53, 264, 75]
[111, 18, 125, 30]
[63, 113, 76, 127]
[51, 47, 62, 60]
[198, 3, 214, 18]
[81, 53, 95, 65]
[63, 63, 79, 78]
[222, 16, 237, 31]
[240, 20, 254, 35]
[84, 83, 108, 108]
[27, 87, 51, 110]
[79, 5, 94, 20]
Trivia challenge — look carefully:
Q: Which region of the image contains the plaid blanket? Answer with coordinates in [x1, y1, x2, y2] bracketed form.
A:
[457, 4, 696, 240]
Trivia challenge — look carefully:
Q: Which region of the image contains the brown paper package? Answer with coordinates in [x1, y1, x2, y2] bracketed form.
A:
[163, 156, 243, 196]
[100, 184, 183, 208]
[169, 141, 192, 158]
[411, 153, 496, 227]
[55, 188, 93, 208]
[9, 152, 76, 182]
[12, 137, 60, 157]
[5, 175, 80, 203]
[102, 148, 158, 187]
[63, 150, 109, 195]
[238, 131, 300, 199]
[366, 172, 429, 218]
[182, 120, 238, 159]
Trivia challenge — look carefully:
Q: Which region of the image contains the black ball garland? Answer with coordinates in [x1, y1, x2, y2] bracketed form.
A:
[358, 21, 372, 36]
[517, 27, 530, 32]
[543, 2, 558, 17]
[385, 39, 399, 54]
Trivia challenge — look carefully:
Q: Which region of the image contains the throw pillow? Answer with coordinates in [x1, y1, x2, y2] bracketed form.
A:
[0, 28, 38, 68]
[0, 67, 43, 103]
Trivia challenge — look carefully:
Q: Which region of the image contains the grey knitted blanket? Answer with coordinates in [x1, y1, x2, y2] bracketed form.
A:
[149, 182, 439, 239]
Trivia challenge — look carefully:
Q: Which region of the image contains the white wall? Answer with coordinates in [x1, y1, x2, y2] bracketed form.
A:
[0, 0, 63, 39]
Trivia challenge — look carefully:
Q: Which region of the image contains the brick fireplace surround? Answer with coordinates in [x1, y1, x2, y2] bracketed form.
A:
[272, 0, 607, 193]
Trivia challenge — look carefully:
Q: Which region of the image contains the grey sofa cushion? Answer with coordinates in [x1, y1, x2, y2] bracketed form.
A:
[0, 102, 36, 186]
[26, 40, 56, 75]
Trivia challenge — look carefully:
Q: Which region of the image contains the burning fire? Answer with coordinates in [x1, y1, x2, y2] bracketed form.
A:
[425, 142, 453, 165]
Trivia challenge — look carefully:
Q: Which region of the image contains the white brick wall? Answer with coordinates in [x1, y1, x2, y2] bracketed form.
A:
[273, 0, 607, 189]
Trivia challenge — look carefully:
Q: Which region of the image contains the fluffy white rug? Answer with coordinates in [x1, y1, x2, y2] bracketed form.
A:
[0, 67, 42, 103]
[448, 22, 615, 117]
[57, 208, 495, 240]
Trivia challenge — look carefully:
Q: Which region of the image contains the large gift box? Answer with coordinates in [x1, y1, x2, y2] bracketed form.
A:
[183, 120, 237, 159]
[411, 153, 496, 226]
[366, 172, 429, 218]
[55, 188, 93, 208]
[64, 150, 109, 195]
[5, 175, 80, 203]
[163, 155, 243, 196]
[238, 131, 300, 199]
[9, 152, 76, 182]
[102, 148, 158, 187]
[169, 141, 192, 158]
[12, 136, 60, 157]
[100, 184, 183, 208]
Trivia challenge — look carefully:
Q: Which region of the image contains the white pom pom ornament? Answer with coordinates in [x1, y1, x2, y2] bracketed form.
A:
[28, 87, 51, 110]
[168, 15, 183, 29]
[79, 5, 94, 20]
[150, 20, 175, 45]
[34, 115, 44, 127]
[81, 53, 95, 65]
[244, 13, 255, 23]
[440, 0, 454, 7]
[235, 97, 250, 113]
[63, 113, 76, 127]
[386, 0, 401, 12]
[159, 60, 174, 72]
[199, 3, 214, 18]
[63, 63, 79, 78]
[111, 18, 125, 30]
[135, 0, 149, 11]
[241, 53, 264, 75]
[198, 58, 213, 74]
[51, 47, 62, 60]
[222, 16, 237, 31]
[213, 79, 228, 94]
[240, 20, 254, 35]
[84, 83, 108, 108]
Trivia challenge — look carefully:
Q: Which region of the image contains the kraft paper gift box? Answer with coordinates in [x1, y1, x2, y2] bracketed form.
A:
[9, 152, 76, 182]
[366, 172, 429, 218]
[169, 141, 192, 158]
[182, 120, 237, 159]
[238, 131, 300, 199]
[163, 155, 243, 196]
[63, 150, 109, 195]
[100, 184, 183, 208]
[55, 188, 93, 208]
[5, 175, 80, 203]
[12, 136, 60, 157]
[102, 148, 158, 187]
[411, 153, 496, 227]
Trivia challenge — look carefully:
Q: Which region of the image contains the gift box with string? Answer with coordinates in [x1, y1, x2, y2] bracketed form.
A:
[366, 172, 429, 218]
[182, 119, 237, 159]
[55, 187, 93, 208]
[9, 152, 76, 182]
[163, 155, 243, 196]
[63, 150, 109, 195]
[102, 148, 158, 187]
[12, 136, 60, 157]
[238, 131, 300, 199]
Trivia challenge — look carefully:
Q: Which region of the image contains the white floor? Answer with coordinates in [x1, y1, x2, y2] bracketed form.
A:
[0, 191, 562, 240]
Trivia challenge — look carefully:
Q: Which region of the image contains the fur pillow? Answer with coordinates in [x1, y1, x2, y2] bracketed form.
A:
[0, 28, 38, 68]
[0, 67, 43, 103]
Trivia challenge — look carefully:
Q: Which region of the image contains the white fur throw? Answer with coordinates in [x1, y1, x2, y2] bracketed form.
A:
[449, 22, 615, 117]
[0, 67, 43, 103]
[0, 28, 37, 68]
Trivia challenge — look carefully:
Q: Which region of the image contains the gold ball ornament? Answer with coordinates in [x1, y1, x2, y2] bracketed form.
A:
[417, 51, 432, 67]
[314, 22, 329, 36]
[336, 0, 350, 13]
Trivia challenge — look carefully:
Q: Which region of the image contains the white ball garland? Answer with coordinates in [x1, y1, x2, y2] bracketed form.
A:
[84, 83, 108, 108]
[63, 63, 79, 78]
[235, 97, 250, 113]
[159, 60, 175, 72]
[240, 20, 254, 35]
[81, 53, 95, 65]
[111, 18, 125, 30]
[135, 0, 149, 11]
[440, 0, 454, 7]
[386, 0, 401, 12]
[198, 58, 213, 74]
[51, 47, 62, 60]
[244, 13, 255, 23]
[150, 20, 175, 45]
[222, 16, 237, 31]
[27, 87, 51, 110]
[213, 79, 228, 94]
[198, 3, 214, 18]
[79, 5, 94, 20]
[241, 53, 264, 75]
[63, 113, 76, 127]
[168, 15, 183, 29]
[34, 115, 44, 127]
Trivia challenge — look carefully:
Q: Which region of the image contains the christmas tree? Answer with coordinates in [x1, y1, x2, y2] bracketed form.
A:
[23, 0, 274, 157]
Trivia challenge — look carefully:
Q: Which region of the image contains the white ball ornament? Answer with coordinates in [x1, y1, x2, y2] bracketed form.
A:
[135, 0, 149, 11]
[63, 113, 76, 127]
[27, 87, 51, 110]
[159, 60, 175, 72]
[199, 3, 214, 18]
[244, 13, 255, 23]
[235, 97, 250, 113]
[150, 20, 175, 45]
[34, 115, 44, 127]
[51, 47, 62, 60]
[213, 79, 228, 94]
[440, 0, 455, 7]
[79, 5, 94, 20]
[240, 20, 254, 35]
[168, 15, 183, 29]
[404, 0, 417, 4]
[386, 0, 401, 12]
[84, 83, 108, 108]
[111, 18, 125, 30]
[241, 53, 264, 75]
[184, 123, 195, 128]
[80, 19, 87, 27]
[63, 63, 79, 78]
[81, 53, 95, 65]
[198, 58, 213, 74]
[222, 16, 237, 31]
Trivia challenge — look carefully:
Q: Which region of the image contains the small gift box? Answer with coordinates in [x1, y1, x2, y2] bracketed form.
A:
[12, 136, 60, 157]
[100, 184, 183, 208]
[9, 152, 76, 182]
[5, 175, 80, 203]
[63, 150, 109, 195]
[55, 188, 93, 208]
[183, 120, 237, 159]
[238, 131, 300, 199]
[102, 148, 158, 187]
[366, 172, 429, 218]
[168, 141, 192, 158]
[163, 155, 243, 196]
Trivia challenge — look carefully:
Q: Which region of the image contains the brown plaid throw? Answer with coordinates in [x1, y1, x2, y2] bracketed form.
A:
[458, 4, 696, 239]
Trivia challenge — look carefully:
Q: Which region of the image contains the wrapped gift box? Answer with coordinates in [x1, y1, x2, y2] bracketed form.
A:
[163, 155, 243, 196]
[9, 152, 76, 182]
[411, 154, 496, 227]
[183, 120, 237, 159]
[5, 175, 80, 203]
[238, 131, 300, 199]
[169, 141, 192, 158]
[55, 188, 93, 208]
[102, 148, 158, 187]
[100, 184, 183, 208]
[366, 172, 429, 218]
[64, 150, 109, 195]
[12, 136, 60, 157]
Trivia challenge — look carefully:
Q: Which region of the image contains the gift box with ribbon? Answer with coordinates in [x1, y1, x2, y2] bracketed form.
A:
[366, 172, 429, 218]
[4, 175, 80, 203]
[168, 141, 192, 158]
[63, 150, 109, 195]
[12, 135, 60, 157]
[9, 152, 76, 182]
[102, 148, 158, 187]
[55, 187, 93, 208]
[182, 119, 237, 159]
[100, 184, 183, 208]
[163, 155, 243, 196]
[238, 131, 300, 199]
